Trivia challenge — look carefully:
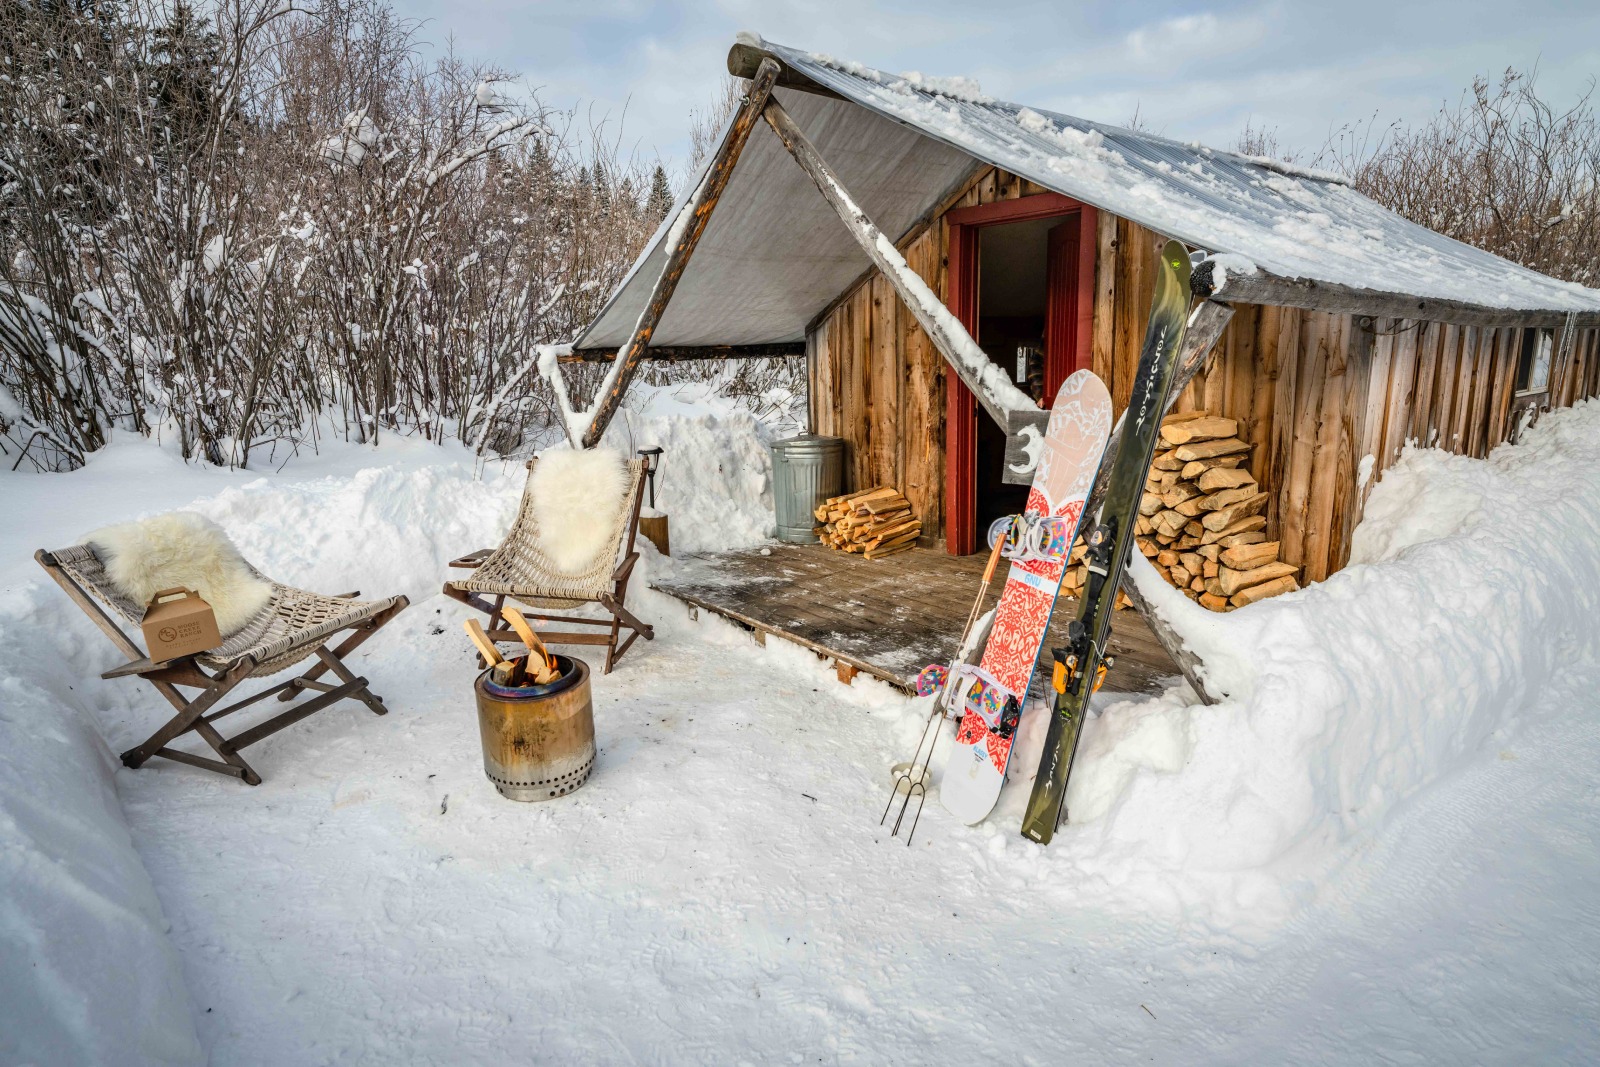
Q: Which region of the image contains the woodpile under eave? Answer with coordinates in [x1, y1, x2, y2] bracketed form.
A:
[1062, 410, 1302, 611]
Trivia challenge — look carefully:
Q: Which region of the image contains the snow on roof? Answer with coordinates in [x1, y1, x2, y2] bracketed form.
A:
[575, 36, 1600, 352]
[760, 37, 1600, 315]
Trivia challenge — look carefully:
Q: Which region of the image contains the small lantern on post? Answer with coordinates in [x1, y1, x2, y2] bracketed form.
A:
[636, 447, 670, 556]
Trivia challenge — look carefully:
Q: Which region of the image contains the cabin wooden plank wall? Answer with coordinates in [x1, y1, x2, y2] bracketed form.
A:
[808, 165, 1600, 574]
[808, 165, 1055, 542]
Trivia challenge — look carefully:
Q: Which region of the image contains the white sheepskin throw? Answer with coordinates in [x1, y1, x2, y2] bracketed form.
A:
[529, 447, 630, 575]
[85, 512, 272, 635]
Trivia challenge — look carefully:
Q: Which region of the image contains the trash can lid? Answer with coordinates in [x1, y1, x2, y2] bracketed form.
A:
[771, 433, 845, 454]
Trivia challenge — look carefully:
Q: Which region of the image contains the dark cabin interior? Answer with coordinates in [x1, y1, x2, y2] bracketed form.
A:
[973, 216, 1053, 539]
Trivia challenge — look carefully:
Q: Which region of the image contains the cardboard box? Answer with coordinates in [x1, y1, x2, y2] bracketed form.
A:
[141, 588, 222, 661]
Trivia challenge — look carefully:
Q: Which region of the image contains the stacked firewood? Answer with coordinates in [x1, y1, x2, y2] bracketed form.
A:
[813, 486, 921, 560]
[1062, 411, 1300, 611]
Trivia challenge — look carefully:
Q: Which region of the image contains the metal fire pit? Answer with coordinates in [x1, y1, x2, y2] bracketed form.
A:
[473, 654, 595, 801]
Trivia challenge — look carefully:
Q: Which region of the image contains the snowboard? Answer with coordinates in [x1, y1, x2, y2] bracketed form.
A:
[1021, 240, 1193, 845]
[938, 369, 1112, 825]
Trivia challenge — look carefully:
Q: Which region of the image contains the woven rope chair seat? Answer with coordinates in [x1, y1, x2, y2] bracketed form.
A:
[48, 543, 401, 677]
[446, 459, 645, 604]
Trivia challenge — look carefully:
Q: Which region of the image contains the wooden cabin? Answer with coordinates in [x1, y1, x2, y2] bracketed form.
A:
[805, 170, 1600, 581]
[561, 34, 1600, 694]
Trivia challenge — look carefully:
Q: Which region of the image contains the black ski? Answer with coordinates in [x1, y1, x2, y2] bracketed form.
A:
[1020, 239, 1193, 845]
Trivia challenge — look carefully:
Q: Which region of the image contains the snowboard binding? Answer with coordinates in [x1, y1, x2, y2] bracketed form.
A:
[986, 512, 1075, 564]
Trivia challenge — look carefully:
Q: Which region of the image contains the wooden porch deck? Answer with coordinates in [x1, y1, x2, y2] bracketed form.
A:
[650, 543, 1179, 696]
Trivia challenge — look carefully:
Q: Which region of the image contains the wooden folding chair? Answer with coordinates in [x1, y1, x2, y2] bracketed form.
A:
[37, 545, 409, 785]
[443, 457, 654, 674]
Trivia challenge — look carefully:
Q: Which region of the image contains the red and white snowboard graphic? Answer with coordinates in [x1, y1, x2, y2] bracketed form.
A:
[939, 370, 1111, 825]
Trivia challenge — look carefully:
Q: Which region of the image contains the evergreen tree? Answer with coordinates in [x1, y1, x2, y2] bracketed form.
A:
[646, 164, 673, 220]
[591, 158, 611, 217]
[148, 1, 222, 157]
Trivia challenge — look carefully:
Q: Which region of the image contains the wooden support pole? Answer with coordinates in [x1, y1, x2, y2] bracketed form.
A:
[1207, 266, 1600, 331]
[760, 95, 1038, 438]
[579, 58, 781, 448]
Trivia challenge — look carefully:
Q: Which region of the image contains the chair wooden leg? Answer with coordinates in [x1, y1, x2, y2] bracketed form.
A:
[603, 614, 622, 674]
[276, 597, 410, 700]
[122, 660, 255, 769]
[312, 645, 387, 715]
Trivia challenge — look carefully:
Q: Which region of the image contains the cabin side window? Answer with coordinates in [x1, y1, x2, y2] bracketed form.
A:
[1515, 328, 1554, 395]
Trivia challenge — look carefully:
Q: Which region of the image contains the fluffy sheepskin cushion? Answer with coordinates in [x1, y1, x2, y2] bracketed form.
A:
[529, 448, 630, 575]
[85, 512, 273, 635]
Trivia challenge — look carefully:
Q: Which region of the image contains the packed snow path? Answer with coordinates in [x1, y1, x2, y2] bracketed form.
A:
[4, 404, 1600, 1063]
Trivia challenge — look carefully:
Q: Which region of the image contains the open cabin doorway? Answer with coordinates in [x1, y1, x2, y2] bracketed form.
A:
[943, 194, 1096, 554]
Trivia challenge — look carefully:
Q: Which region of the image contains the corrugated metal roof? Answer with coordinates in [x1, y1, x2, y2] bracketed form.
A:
[575, 35, 1600, 350]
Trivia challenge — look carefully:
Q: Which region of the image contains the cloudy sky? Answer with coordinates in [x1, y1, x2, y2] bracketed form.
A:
[390, 0, 1599, 174]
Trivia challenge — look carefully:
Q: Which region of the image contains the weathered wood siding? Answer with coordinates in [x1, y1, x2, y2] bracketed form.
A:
[808, 166, 1055, 540]
[809, 165, 1600, 576]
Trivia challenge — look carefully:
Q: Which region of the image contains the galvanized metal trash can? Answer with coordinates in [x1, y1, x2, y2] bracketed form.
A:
[474, 654, 595, 801]
[770, 434, 844, 543]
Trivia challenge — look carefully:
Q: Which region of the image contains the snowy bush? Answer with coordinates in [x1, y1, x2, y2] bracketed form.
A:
[0, 0, 715, 471]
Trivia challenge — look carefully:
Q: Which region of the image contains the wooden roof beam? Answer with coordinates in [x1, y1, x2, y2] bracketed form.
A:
[1201, 262, 1600, 330]
[564, 343, 805, 363]
[727, 43, 846, 101]
[579, 58, 782, 448]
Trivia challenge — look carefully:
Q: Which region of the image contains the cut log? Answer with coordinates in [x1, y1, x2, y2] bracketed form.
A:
[1200, 492, 1269, 532]
[1220, 540, 1282, 570]
[1178, 551, 1203, 573]
[1159, 416, 1238, 445]
[1202, 559, 1219, 579]
[1201, 514, 1267, 544]
[1180, 455, 1247, 480]
[1152, 451, 1187, 471]
[1161, 483, 1201, 508]
[1196, 544, 1221, 561]
[1196, 485, 1260, 512]
[1230, 575, 1299, 607]
[1218, 560, 1300, 597]
[1161, 409, 1212, 424]
[1199, 593, 1230, 611]
[1218, 529, 1269, 549]
[1173, 437, 1251, 462]
[1196, 467, 1257, 492]
[1140, 492, 1165, 516]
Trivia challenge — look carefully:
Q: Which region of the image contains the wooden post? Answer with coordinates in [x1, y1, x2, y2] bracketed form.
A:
[580, 58, 781, 448]
[759, 96, 1040, 450]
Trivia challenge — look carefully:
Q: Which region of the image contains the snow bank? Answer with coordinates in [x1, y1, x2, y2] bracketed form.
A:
[0, 596, 203, 1065]
[1034, 402, 1600, 918]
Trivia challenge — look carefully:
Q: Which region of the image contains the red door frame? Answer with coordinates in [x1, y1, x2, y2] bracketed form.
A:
[943, 194, 1097, 554]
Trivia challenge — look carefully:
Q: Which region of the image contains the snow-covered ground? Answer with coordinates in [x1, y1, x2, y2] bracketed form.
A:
[4, 403, 1599, 1064]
